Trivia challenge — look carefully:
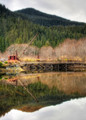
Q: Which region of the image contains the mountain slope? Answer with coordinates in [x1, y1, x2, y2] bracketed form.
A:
[16, 8, 84, 26]
[0, 4, 86, 53]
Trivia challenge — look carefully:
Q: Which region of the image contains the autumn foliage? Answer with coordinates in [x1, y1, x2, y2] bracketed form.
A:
[1, 38, 86, 62]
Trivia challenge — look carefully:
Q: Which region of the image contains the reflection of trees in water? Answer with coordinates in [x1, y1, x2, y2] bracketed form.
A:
[0, 79, 81, 117]
[1, 72, 86, 96]
[14, 72, 86, 95]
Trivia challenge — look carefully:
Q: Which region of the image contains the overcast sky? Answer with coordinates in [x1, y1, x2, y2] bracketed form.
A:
[0, 0, 86, 23]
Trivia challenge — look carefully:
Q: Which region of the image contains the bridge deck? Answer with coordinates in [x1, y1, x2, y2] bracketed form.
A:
[21, 62, 86, 72]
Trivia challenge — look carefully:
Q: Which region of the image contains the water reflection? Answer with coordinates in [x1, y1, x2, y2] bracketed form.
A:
[1, 97, 86, 120]
[0, 72, 86, 117]
[2, 72, 86, 95]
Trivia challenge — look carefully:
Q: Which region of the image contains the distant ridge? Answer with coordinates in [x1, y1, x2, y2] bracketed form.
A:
[16, 8, 85, 26]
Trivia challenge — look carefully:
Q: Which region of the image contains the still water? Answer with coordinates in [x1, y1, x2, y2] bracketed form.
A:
[1, 97, 86, 120]
[0, 72, 86, 120]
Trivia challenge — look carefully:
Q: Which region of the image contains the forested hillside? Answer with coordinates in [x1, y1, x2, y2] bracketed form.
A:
[0, 4, 86, 52]
[16, 8, 84, 26]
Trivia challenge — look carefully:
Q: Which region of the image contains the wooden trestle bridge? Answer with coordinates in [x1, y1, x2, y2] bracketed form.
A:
[21, 62, 86, 72]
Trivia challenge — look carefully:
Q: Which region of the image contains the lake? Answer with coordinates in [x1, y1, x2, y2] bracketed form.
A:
[0, 71, 86, 120]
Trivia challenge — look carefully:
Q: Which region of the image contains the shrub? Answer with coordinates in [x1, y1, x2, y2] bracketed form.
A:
[4, 61, 8, 64]
[0, 62, 3, 67]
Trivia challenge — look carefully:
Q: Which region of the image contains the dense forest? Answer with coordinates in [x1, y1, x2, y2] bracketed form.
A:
[0, 4, 86, 52]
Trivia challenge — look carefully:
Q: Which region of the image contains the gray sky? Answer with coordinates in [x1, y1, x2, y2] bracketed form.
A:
[0, 0, 86, 23]
[1, 97, 86, 120]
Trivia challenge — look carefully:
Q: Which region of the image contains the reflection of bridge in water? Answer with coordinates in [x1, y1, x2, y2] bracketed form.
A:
[21, 62, 86, 72]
